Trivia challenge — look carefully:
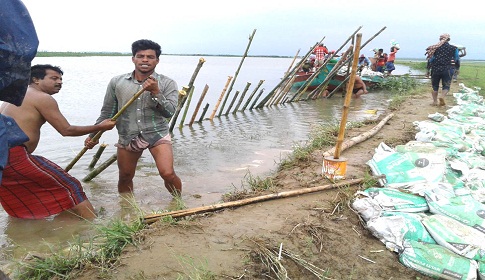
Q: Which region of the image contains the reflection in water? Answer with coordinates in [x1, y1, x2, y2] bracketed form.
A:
[0, 56, 413, 260]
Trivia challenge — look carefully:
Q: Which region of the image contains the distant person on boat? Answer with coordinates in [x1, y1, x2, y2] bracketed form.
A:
[313, 44, 328, 68]
[385, 46, 399, 75]
[358, 54, 372, 72]
[1, 0, 39, 186]
[302, 53, 316, 73]
[374, 49, 386, 73]
[0, 64, 116, 219]
[85, 39, 183, 196]
[426, 33, 459, 106]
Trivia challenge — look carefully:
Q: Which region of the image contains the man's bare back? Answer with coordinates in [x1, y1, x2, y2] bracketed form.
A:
[0, 67, 115, 153]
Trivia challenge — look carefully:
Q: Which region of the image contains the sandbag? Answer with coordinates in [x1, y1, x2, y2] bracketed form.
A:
[367, 211, 436, 252]
[400, 239, 478, 280]
[352, 187, 429, 222]
[423, 214, 485, 261]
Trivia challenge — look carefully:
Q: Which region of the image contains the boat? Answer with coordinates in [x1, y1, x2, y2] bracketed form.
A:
[291, 58, 384, 92]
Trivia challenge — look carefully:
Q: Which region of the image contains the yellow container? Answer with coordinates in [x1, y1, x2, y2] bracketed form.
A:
[322, 156, 347, 180]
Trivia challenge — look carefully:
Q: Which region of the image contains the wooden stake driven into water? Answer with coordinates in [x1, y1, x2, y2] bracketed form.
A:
[334, 33, 362, 159]
[179, 86, 195, 128]
[88, 143, 108, 169]
[217, 29, 257, 118]
[189, 84, 209, 126]
[210, 76, 232, 121]
[83, 154, 118, 182]
[65, 86, 147, 172]
[241, 80, 264, 111]
[169, 57, 206, 132]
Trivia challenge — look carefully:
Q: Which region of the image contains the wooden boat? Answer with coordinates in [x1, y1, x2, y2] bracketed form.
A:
[291, 59, 384, 92]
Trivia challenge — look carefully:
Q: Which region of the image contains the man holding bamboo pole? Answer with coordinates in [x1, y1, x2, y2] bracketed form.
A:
[85, 39, 182, 196]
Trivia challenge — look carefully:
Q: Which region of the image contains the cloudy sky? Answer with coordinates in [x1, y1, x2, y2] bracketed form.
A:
[21, 0, 485, 60]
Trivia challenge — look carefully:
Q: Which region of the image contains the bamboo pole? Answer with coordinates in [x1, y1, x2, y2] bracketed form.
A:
[334, 33, 362, 159]
[232, 82, 251, 113]
[88, 143, 108, 169]
[249, 89, 265, 110]
[169, 57, 206, 132]
[322, 113, 394, 158]
[324, 26, 387, 99]
[82, 154, 117, 182]
[65, 86, 147, 171]
[209, 76, 232, 121]
[306, 46, 353, 100]
[224, 90, 239, 116]
[142, 176, 383, 224]
[189, 84, 209, 126]
[255, 38, 324, 109]
[291, 26, 362, 101]
[241, 80, 264, 111]
[178, 86, 195, 128]
[217, 29, 257, 118]
[198, 103, 209, 123]
[285, 48, 300, 75]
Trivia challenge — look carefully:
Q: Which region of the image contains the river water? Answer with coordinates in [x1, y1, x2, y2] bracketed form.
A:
[0, 55, 414, 259]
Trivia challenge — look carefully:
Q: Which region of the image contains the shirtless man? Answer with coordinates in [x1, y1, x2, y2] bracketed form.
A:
[351, 75, 369, 98]
[0, 64, 116, 219]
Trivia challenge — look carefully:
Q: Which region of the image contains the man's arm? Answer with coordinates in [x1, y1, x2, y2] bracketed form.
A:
[36, 94, 115, 136]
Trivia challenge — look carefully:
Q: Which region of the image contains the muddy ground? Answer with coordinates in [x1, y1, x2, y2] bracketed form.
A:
[77, 82, 456, 280]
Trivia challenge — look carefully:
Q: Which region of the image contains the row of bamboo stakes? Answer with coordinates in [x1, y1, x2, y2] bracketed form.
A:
[69, 27, 387, 181]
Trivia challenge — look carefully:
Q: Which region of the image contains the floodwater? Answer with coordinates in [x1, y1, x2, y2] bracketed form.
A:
[0, 55, 414, 259]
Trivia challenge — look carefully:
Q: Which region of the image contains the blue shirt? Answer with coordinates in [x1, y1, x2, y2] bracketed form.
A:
[1, 0, 38, 183]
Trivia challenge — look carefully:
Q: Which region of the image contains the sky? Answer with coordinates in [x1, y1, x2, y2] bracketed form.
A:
[21, 0, 485, 60]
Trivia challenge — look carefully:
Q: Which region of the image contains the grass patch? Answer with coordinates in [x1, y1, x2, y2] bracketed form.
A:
[12, 216, 146, 279]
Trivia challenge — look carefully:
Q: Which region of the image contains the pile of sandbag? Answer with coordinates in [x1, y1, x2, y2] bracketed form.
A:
[353, 83, 485, 279]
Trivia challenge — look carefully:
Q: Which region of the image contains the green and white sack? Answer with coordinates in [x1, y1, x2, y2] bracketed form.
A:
[423, 214, 485, 261]
[367, 212, 436, 252]
[400, 239, 478, 280]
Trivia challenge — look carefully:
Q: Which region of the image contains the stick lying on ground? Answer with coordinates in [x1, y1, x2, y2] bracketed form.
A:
[142, 176, 384, 224]
[322, 113, 394, 158]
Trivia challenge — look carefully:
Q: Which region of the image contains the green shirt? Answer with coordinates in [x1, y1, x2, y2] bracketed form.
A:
[94, 71, 178, 146]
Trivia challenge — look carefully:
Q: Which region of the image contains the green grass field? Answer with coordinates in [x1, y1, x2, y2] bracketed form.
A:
[397, 60, 485, 92]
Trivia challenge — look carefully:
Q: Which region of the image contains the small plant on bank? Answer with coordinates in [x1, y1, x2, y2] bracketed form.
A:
[175, 255, 216, 280]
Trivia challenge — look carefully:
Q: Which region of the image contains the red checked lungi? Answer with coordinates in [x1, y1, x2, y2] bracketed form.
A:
[0, 146, 89, 219]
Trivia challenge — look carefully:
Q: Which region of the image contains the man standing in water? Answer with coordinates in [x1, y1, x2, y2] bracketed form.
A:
[85, 39, 182, 196]
[0, 64, 116, 219]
